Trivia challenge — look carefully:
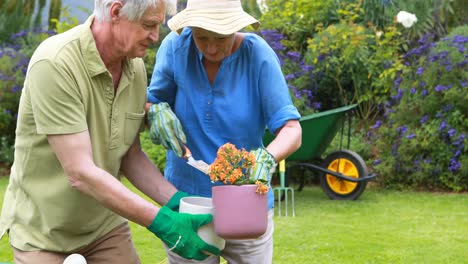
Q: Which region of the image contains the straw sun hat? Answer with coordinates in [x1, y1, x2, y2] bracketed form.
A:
[167, 0, 260, 35]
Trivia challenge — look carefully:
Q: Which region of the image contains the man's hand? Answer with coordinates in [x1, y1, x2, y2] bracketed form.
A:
[147, 102, 187, 157]
[165, 191, 190, 212]
[148, 207, 220, 260]
[250, 147, 276, 181]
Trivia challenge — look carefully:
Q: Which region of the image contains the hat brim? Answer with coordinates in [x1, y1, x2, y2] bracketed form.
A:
[168, 9, 260, 35]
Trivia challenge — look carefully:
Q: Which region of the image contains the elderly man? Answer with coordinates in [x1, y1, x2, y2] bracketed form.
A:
[0, 0, 219, 263]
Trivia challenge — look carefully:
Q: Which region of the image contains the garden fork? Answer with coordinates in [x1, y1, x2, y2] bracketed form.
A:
[273, 160, 295, 217]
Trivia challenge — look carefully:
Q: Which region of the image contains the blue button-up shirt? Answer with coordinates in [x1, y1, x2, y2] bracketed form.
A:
[148, 28, 300, 209]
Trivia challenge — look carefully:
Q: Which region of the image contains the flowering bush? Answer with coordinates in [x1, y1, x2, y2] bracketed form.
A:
[0, 29, 55, 165]
[258, 29, 320, 116]
[369, 26, 468, 191]
[304, 3, 409, 122]
[208, 143, 269, 194]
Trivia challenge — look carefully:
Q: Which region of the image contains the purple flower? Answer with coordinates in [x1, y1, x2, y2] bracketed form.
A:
[452, 35, 468, 44]
[421, 89, 428, 96]
[445, 64, 454, 72]
[372, 159, 382, 166]
[438, 121, 447, 131]
[301, 65, 314, 72]
[391, 89, 405, 101]
[460, 80, 467, 88]
[317, 53, 327, 62]
[10, 30, 28, 41]
[447, 129, 456, 138]
[287, 51, 301, 63]
[448, 158, 461, 172]
[420, 115, 428, 124]
[10, 85, 21, 93]
[406, 133, 416, 139]
[416, 67, 423, 75]
[410, 87, 416, 94]
[397, 125, 407, 136]
[371, 120, 383, 130]
[285, 74, 295, 80]
[435, 84, 447, 92]
[312, 102, 321, 110]
[394, 77, 402, 88]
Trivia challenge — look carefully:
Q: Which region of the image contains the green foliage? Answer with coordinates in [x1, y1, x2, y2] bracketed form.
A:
[371, 27, 467, 191]
[241, 0, 263, 19]
[0, 0, 60, 43]
[0, 0, 35, 42]
[143, 25, 172, 83]
[0, 136, 14, 165]
[0, 30, 53, 165]
[140, 131, 167, 170]
[304, 3, 407, 123]
[260, 0, 338, 53]
[360, 0, 464, 47]
[50, 6, 80, 34]
[323, 120, 373, 163]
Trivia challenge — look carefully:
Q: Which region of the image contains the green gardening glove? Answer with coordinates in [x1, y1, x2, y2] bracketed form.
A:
[148, 206, 220, 260]
[250, 147, 277, 181]
[148, 102, 187, 157]
[166, 191, 189, 212]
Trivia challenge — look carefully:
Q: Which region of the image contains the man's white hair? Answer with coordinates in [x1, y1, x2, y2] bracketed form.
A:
[94, 0, 177, 22]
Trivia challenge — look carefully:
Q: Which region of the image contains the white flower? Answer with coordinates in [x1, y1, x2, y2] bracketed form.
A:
[396, 11, 417, 28]
[376, 31, 383, 38]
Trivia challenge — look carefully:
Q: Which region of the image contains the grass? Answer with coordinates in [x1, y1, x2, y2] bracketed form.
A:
[1, 176, 467, 263]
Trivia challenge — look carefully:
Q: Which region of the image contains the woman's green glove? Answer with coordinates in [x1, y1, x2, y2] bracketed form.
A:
[250, 147, 277, 181]
[147, 102, 187, 157]
[148, 206, 220, 260]
[166, 191, 189, 212]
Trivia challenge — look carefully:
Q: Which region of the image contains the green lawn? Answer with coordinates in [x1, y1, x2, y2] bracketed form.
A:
[1, 176, 467, 263]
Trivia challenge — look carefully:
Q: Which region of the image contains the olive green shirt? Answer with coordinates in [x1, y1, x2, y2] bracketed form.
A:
[0, 16, 147, 252]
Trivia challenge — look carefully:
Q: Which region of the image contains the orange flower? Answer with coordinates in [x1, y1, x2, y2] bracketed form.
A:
[255, 180, 269, 194]
[208, 143, 269, 194]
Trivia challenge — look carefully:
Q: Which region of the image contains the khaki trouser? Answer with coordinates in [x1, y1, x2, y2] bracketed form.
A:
[164, 210, 274, 264]
[12, 222, 140, 264]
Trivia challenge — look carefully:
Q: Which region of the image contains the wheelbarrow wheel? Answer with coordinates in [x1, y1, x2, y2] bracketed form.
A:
[319, 150, 368, 200]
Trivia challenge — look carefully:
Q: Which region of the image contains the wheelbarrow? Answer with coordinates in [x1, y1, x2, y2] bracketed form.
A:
[263, 104, 376, 214]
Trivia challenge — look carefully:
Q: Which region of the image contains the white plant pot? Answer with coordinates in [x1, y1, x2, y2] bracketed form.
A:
[179, 197, 226, 251]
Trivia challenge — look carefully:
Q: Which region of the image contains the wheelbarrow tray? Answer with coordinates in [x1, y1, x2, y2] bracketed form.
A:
[263, 104, 357, 161]
[264, 104, 376, 201]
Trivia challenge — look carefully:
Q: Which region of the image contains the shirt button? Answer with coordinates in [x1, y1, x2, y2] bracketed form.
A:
[206, 113, 211, 117]
[207, 101, 212, 105]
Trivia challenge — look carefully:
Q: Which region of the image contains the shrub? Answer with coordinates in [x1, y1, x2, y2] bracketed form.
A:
[257, 30, 320, 116]
[259, 0, 338, 53]
[304, 3, 408, 123]
[370, 26, 467, 191]
[0, 29, 54, 165]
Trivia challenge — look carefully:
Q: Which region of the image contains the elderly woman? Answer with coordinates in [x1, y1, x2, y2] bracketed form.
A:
[147, 0, 302, 263]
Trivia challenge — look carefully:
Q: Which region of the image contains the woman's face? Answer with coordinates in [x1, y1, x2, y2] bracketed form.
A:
[191, 27, 236, 63]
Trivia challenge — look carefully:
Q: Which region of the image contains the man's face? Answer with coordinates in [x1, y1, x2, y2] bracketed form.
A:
[191, 27, 236, 63]
[116, 5, 165, 58]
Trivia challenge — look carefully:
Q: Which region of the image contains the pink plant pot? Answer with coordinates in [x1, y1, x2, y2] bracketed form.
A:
[212, 184, 268, 239]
